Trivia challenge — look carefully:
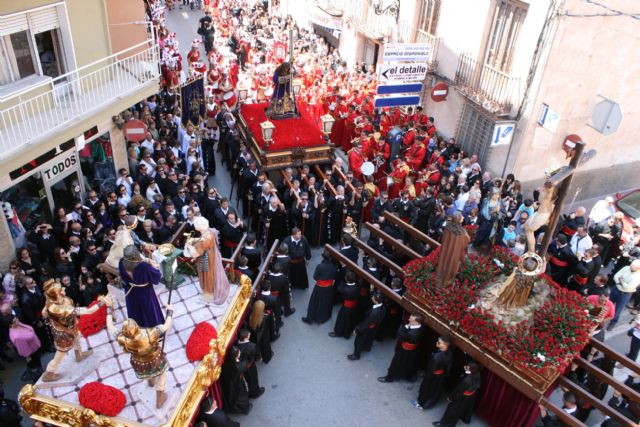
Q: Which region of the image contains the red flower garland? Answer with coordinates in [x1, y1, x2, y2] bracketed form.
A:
[186, 322, 218, 362]
[404, 247, 595, 373]
[77, 300, 108, 338]
[78, 382, 126, 417]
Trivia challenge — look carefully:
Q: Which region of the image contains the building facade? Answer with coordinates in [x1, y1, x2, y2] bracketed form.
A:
[280, 0, 639, 196]
[0, 0, 160, 268]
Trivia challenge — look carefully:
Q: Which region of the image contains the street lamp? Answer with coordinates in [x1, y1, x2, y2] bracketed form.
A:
[238, 84, 248, 102]
[320, 114, 335, 135]
[293, 79, 302, 96]
[260, 120, 276, 149]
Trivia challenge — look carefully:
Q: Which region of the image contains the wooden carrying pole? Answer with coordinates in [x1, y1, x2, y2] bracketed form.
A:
[382, 211, 441, 249]
[251, 239, 280, 291]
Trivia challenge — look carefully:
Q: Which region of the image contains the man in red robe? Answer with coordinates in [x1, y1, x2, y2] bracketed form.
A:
[348, 144, 366, 183]
[406, 139, 426, 171]
[187, 41, 201, 69]
[388, 158, 410, 199]
[342, 105, 358, 152]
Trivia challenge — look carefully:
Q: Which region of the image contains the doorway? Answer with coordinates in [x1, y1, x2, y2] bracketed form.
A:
[363, 39, 379, 70]
[47, 171, 83, 212]
[35, 29, 66, 79]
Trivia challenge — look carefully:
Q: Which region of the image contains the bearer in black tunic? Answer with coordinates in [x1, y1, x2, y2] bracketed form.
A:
[547, 234, 576, 286]
[324, 186, 350, 245]
[274, 243, 291, 277]
[348, 292, 386, 360]
[236, 330, 265, 399]
[220, 346, 251, 415]
[236, 256, 256, 283]
[434, 362, 481, 427]
[330, 271, 360, 339]
[290, 192, 316, 244]
[241, 234, 261, 274]
[413, 335, 453, 409]
[283, 228, 311, 290]
[262, 198, 288, 250]
[378, 313, 423, 382]
[268, 262, 295, 317]
[302, 251, 338, 324]
[220, 212, 246, 259]
[255, 281, 280, 339]
[378, 277, 405, 340]
[252, 181, 272, 235]
[240, 161, 259, 217]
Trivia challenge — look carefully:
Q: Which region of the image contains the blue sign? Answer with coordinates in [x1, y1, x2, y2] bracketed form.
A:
[376, 83, 423, 95]
[491, 122, 516, 146]
[374, 95, 421, 108]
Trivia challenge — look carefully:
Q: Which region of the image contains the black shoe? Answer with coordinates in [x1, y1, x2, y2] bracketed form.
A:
[347, 354, 360, 361]
[328, 332, 337, 337]
[251, 387, 265, 398]
[272, 333, 280, 341]
[277, 321, 284, 328]
[242, 403, 253, 415]
[301, 317, 312, 324]
[377, 376, 393, 383]
[284, 308, 296, 317]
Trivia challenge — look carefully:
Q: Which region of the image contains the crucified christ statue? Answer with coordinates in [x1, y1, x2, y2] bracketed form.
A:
[523, 181, 556, 252]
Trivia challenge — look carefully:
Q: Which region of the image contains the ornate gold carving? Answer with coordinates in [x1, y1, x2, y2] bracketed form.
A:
[20, 275, 255, 427]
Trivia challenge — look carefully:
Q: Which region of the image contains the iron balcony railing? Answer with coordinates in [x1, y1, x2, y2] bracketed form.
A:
[454, 52, 521, 115]
[0, 40, 160, 161]
[323, 0, 440, 65]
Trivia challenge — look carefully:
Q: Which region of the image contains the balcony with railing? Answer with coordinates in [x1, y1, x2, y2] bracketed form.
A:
[324, 0, 440, 65]
[0, 40, 160, 162]
[454, 52, 521, 116]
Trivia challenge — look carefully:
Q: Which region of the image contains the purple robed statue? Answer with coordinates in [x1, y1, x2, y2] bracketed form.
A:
[118, 245, 165, 328]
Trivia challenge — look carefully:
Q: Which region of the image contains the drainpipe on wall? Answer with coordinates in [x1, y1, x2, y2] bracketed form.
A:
[500, 0, 562, 178]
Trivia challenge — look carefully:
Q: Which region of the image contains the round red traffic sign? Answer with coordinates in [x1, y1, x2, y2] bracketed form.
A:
[123, 119, 148, 142]
[430, 82, 449, 102]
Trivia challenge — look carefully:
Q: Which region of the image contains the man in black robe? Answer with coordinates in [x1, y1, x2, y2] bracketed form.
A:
[302, 251, 337, 324]
[547, 234, 576, 286]
[348, 292, 386, 360]
[220, 212, 246, 259]
[290, 192, 316, 244]
[240, 161, 259, 217]
[236, 256, 256, 283]
[413, 335, 453, 409]
[237, 329, 264, 399]
[268, 262, 295, 316]
[261, 198, 288, 250]
[220, 346, 251, 415]
[198, 397, 239, 427]
[330, 271, 360, 339]
[241, 234, 261, 274]
[371, 192, 393, 224]
[324, 186, 349, 245]
[569, 249, 596, 295]
[255, 281, 281, 336]
[378, 277, 405, 340]
[378, 313, 423, 382]
[252, 180, 272, 235]
[434, 362, 481, 427]
[283, 228, 311, 290]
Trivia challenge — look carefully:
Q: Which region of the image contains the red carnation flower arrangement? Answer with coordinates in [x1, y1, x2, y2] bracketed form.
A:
[186, 322, 218, 362]
[77, 300, 108, 337]
[78, 382, 126, 417]
[404, 247, 595, 373]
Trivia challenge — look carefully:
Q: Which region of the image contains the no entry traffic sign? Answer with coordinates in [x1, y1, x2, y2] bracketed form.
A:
[123, 119, 148, 142]
[430, 82, 449, 102]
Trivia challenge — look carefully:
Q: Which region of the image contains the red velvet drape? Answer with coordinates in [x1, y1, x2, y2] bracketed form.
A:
[475, 370, 541, 427]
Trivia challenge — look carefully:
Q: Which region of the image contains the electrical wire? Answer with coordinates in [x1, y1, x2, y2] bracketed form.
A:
[562, 0, 640, 21]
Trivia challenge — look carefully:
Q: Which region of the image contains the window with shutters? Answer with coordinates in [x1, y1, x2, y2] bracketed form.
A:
[0, 5, 65, 86]
[485, 0, 528, 73]
[417, 0, 441, 36]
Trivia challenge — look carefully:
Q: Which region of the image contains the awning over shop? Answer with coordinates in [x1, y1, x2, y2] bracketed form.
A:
[309, 5, 343, 31]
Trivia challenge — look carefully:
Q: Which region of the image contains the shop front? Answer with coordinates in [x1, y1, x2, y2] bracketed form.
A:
[0, 125, 118, 247]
